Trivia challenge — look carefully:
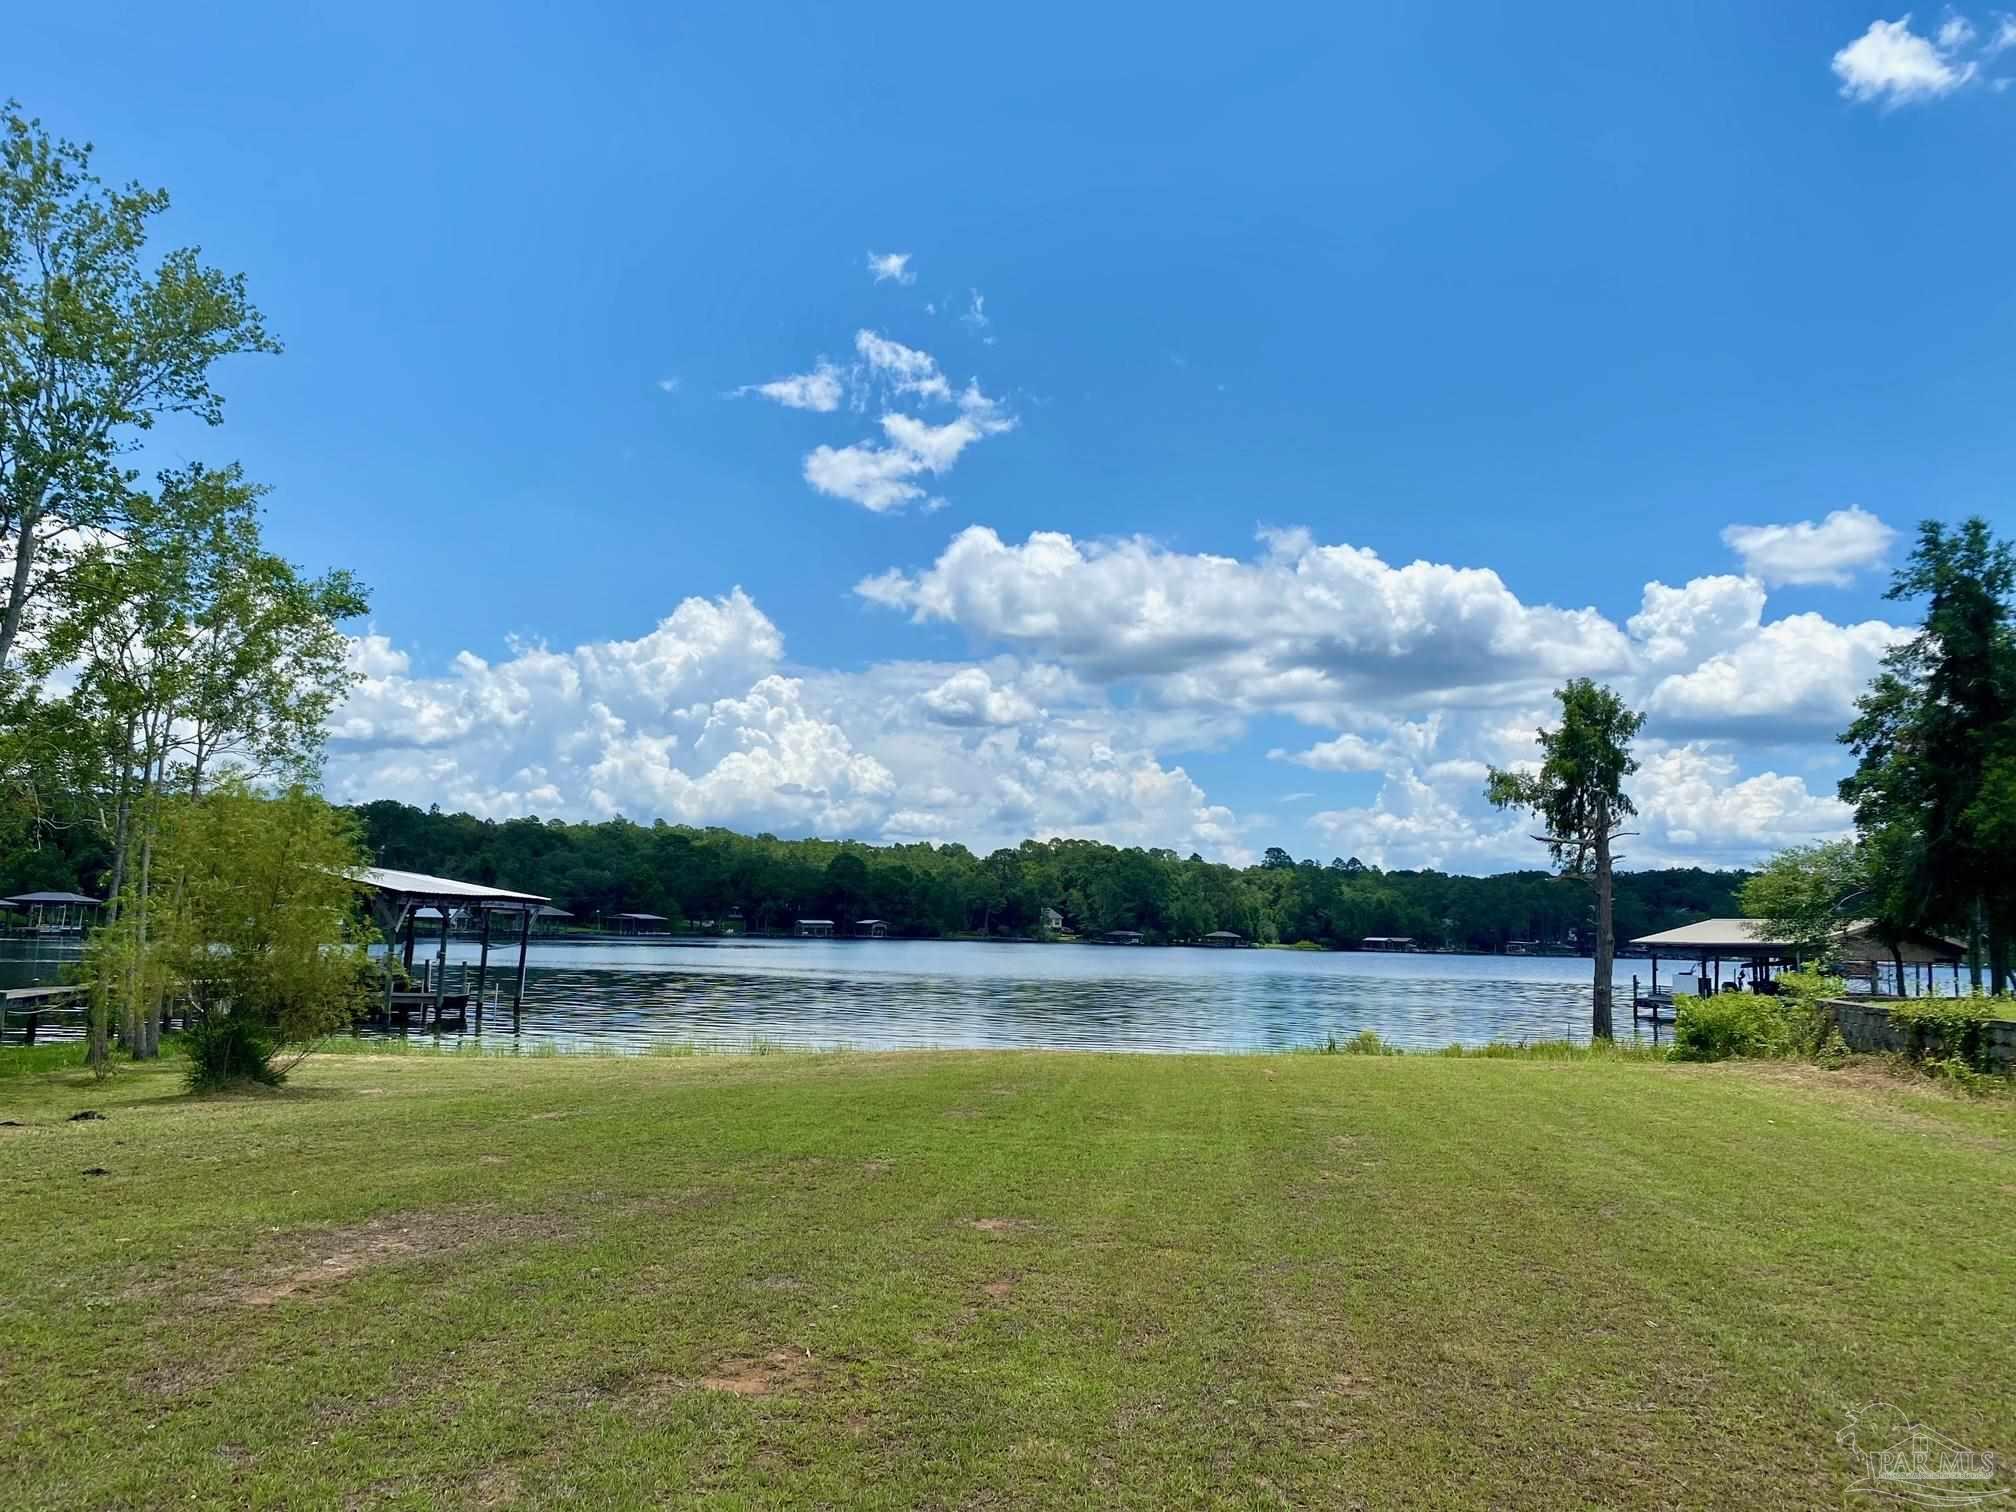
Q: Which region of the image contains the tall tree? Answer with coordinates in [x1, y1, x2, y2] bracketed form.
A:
[0, 103, 277, 676]
[1840, 518, 2016, 992]
[1485, 679, 1645, 1038]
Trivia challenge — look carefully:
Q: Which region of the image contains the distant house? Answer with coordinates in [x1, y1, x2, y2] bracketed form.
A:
[1361, 936, 1418, 952]
[1101, 929, 1146, 945]
[1202, 930, 1243, 948]
[1039, 906, 1064, 934]
[855, 918, 889, 939]
[796, 918, 835, 938]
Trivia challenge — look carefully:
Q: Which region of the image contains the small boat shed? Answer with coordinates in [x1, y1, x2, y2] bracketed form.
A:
[3, 891, 104, 933]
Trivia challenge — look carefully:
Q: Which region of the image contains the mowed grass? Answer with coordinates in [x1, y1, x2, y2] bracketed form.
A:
[1, 1050, 2011, 1510]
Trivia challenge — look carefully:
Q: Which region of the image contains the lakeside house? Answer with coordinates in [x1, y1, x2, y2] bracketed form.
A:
[1039, 906, 1064, 935]
[796, 918, 835, 938]
[1202, 931, 1244, 948]
[855, 918, 890, 938]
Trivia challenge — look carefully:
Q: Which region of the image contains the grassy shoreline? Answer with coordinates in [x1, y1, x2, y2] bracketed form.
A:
[3, 1048, 2011, 1508]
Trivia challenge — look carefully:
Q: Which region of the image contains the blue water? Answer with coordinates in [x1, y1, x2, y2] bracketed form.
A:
[3, 935, 1681, 1052]
[396, 937, 1658, 1052]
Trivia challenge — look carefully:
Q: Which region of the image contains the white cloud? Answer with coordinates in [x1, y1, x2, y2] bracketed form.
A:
[1832, 15, 1978, 104]
[803, 375, 1016, 513]
[1940, 12, 1978, 47]
[859, 525, 1631, 716]
[854, 329, 952, 402]
[1627, 575, 1768, 667]
[735, 359, 846, 413]
[1269, 732, 1386, 772]
[655, 376, 681, 394]
[866, 251, 916, 286]
[1721, 506, 1898, 586]
[1641, 611, 1909, 738]
[1990, 13, 2016, 52]
[328, 603, 1250, 860]
[961, 290, 992, 340]
[1628, 745, 1853, 860]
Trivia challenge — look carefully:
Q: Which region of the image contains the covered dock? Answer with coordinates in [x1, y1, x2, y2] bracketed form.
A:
[3, 891, 103, 934]
[350, 866, 550, 1031]
[1627, 918, 1966, 1023]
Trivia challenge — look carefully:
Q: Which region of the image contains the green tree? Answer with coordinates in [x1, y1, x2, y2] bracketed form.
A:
[1485, 679, 1645, 1038]
[1840, 518, 2016, 991]
[87, 780, 370, 1086]
[0, 104, 278, 676]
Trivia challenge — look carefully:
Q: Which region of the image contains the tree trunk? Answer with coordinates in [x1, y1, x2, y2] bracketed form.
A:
[0, 509, 42, 677]
[1990, 907, 2011, 999]
[1592, 818, 1615, 1040]
[1969, 898, 1986, 994]
[1891, 946, 1908, 999]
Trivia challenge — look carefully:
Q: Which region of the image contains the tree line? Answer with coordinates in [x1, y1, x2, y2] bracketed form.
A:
[318, 800, 1740, 951]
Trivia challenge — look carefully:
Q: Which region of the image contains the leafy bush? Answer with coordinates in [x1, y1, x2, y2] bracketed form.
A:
[183, 1013, 285, 1091]
[1672, 993, 1795, 1062]
[1889, 998, 1999, 1075]
[1672, 973, 1844, 1063]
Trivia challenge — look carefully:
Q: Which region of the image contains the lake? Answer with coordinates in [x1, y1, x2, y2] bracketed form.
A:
[1, 937, 1668, 1053]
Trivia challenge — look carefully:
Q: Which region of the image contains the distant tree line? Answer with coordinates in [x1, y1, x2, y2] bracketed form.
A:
[177, 802, 1749, 952]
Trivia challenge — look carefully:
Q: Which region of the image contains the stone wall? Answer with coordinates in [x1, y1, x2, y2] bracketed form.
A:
[1824, 998, 2016, 1072]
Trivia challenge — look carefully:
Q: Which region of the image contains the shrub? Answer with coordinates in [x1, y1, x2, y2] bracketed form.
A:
[1673, 992, 1795, 1062]
[1889, 998, 1999, 1075]
[183, 1013, 285, 1091]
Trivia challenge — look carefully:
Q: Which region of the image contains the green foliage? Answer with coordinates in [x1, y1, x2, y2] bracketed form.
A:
[1888, 997, 2002, 1076]
[1672, 993, 1800, 1063]
[0, 102, 280, 677]
[87, 781, 372, 1087]
[1840, 517, 2016, 990]
[182, 1014, 283, 1091]
[341, 799, 1746, 954]
[1738, 843, 1866, 962]
[1484, 678, 1645, 878]
[1773, 970, 1847, 1058]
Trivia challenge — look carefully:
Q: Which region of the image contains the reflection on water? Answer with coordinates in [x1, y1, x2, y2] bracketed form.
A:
[420, 938, 1653, 1053]
[3, 935, 1664, 1053]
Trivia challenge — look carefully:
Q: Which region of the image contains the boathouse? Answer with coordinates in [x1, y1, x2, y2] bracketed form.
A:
[3, 891, 103, 934]
[855, 918, 890, 938]
[350, 866, 550, 1030]
[1202, 930, 1243, 948]
[1627, 917, 1965, 1019]
[796, 918, 835, 938]
[1101, 929, 1145, 945]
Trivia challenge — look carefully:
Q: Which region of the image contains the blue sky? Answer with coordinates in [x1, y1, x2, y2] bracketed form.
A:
[18, 3, 2016, 868]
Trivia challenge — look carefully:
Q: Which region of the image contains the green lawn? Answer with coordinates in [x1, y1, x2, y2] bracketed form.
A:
[2, 1048, 2011, 1509]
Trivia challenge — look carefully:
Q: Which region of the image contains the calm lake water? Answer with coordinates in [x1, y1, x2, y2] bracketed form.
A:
[0, 936, 1669, 1053]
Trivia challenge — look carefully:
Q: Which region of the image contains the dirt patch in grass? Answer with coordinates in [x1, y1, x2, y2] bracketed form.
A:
[982, 1277, 1017, 1298]
[862, 1159, 892, 1175]
[971, 1217, 1037, 1233]
[227, 1210, 573, 1306]
[699, 1350, 822, 1396]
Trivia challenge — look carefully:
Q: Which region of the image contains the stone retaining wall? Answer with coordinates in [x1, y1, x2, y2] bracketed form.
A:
[1824, 998, 2016, 1072]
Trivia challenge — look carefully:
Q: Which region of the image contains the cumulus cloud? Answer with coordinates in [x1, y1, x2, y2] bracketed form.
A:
[326, 599, 1248, 860]
[1832, 15, 1979, 104]
[866, 251, 916, 286]
[859, 525, 1631, 715]
[1269, 733, 1386, 773]
[1721, 506, 1898, 586]
[1939, 12, 1978, 46]
[1641, 612, 1908, 738]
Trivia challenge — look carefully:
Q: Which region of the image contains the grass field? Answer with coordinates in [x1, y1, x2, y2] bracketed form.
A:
[2, 1046, 2011, 1509]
